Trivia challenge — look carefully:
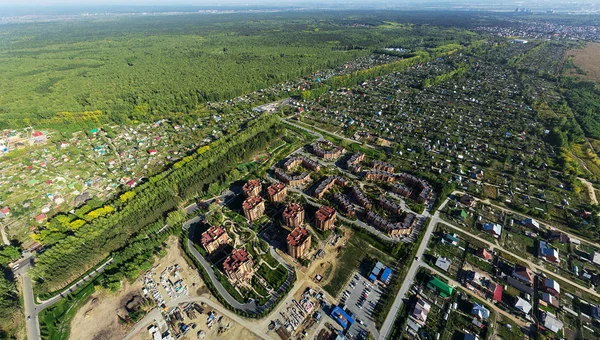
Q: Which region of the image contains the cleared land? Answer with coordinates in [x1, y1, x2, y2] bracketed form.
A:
[568, 42, 600, 83]
[69, 237, 206, 340]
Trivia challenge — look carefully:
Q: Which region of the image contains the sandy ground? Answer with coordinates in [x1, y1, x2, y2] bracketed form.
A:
[180, 304, 262, 340]
[579, 177, 598, 205]
[69, 237, 206, 340]
[568, 42, 600, 83]
[305, 229, 352, 288]
[69, 278, 144, 340]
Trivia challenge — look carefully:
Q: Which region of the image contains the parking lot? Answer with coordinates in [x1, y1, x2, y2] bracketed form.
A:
[339, 271, 383, 339]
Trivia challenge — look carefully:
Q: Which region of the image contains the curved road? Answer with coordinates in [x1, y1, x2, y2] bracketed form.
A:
[19, 257, 114, 340]
[185, 220, 295, 314]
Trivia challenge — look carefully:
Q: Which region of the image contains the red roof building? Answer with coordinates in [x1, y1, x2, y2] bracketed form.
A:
[287, 227, 311, 259]
[477, 248, 492, 261]
[242, 196, 265, 222]
[242, 179, 262, 198]
[201, 225, 231, 254]
[223, 248, 254, 286]
[35, 213, 47, 223]
[315, 206, 336, 231]
[266, 182, 287, 202]
[283, 203, 305, 229]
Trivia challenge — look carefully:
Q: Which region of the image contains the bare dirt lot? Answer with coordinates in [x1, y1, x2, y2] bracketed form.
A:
[69, 277, 144, 340]
[180, 304, 262, 340]
[568, 42, 600, 83]
[305, 229, 351, 288]
[69, 236, 206, 340]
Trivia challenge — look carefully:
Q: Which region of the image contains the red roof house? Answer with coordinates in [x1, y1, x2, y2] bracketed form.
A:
[477, 248, 492, 261]
[35, 214, 47, 223]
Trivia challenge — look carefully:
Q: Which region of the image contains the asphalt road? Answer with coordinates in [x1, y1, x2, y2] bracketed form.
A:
[264, 172, 400, 244]
[184, 218, 295, 315]
[19, 257, 114, 340]
[377, 197, 449, 340]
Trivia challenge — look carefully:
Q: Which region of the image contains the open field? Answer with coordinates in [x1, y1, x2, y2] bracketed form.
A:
[568, 42, 600, 83]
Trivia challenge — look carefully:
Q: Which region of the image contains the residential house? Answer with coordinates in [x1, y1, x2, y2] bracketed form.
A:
[454, 209, 468, 220]
[243, 179, 262, 198]
[242, 196, 265, 222]
[35, 213, 47, 224]
[482, 223, 502, 238]
[427, 276, 453, 298]
[223, 249, 254, 286]
[471, 303, 490, 320]
[409, 297, 431, 329]
[512, 264, 533, 285]
[524, 218, 541, 230]
[315, 206, 336, 231]
[460, 194, 476, 207]
[542, 293, 559, 308]
[542, 312, 563, 334]
[283, 203, 305, 228]
[201, 225, 231, 254]
[539, 241, 560, 264]
[476, 248, 492, 261]
[542, 278, 560, 296]
[266, 182, 287, 202]
[514, 297, 532, 315]
[444, 233, 460, 246]
[435, 257, 452, 272]
[287, 227, 311, 259]
[350, 186, 372, 210]
[0, 207, 10, 219]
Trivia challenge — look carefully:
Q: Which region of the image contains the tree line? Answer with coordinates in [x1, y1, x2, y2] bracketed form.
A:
[32, 114, 281, 293]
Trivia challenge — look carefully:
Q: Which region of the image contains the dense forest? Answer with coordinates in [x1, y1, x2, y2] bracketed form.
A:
[0, 11, 480, 132]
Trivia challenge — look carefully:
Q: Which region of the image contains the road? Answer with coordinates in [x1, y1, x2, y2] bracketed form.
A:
[377, 196, 448, 340]
[184, 218, 295, 315]
[282, 118, 375, 149]
[579, 177, 598, 205]
[19, 257, 114, 340]
[421, 263, 529, 328]
[437, 217, 600, 301]
[0, 225, 9, 245]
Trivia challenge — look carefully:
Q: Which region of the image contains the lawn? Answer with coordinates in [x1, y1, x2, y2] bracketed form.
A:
[257, 264, 288, 289]
[323, 237, 364, 297]
[323, 228, 395, 295]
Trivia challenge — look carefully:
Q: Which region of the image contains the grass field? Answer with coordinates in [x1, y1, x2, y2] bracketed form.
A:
[323, 229, 396, 297]
[568, 42, 600, 83]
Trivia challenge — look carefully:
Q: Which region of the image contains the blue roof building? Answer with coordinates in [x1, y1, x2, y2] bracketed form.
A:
[381, 267, 392, 283]
[331, 306, 355, 330]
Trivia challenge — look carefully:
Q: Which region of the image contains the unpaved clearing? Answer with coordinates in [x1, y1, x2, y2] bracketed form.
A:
[579, 177, 598, 205]
[180, 304, 262, 340]
[69, 236, 205, 340]
[568, 42, 600, 83]
[69, 277, 144, 340]
[305, 229, 351, 287]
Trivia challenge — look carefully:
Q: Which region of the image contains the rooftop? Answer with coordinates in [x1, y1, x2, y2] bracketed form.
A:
[201, 225, 227, 246]
[267, 182, 286, 196]
[315, 205, 336, 221]
[287, 227, 310, 246]
[242, 195, 264, 210]
[283, 203, 304, 218]
[223, 248, 252, 273]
